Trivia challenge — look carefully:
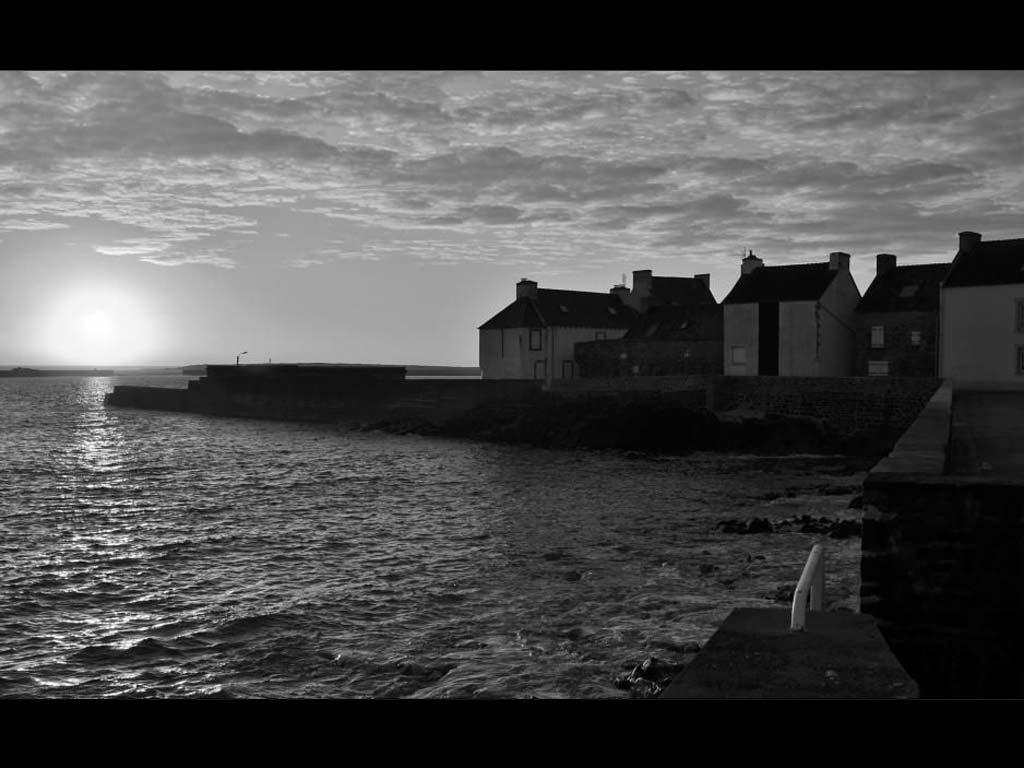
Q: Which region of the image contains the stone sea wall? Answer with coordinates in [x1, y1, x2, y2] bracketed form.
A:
[108, 373, 941, 458]
[861, 382, 1024, 697]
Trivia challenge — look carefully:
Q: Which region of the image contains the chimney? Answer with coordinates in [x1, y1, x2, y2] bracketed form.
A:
[694, 273, 711, 291]
[632, 269, 653, 301]
[876, 253, 897, 276]
[741, 250, 763, 275]
[829, 251, 850, 272]
[958, 231, 981, 253]
[610, 284, 630, 303]
[516, 278, 538, 300]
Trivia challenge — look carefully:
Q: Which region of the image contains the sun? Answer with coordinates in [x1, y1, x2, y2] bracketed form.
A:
[36, 282, 164, 366]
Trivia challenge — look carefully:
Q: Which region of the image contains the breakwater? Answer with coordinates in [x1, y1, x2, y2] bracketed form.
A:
[106, 364, 541, 424]
[106, 368, 941, 459]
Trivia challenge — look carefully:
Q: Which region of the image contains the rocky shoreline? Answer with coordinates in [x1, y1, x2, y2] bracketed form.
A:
[354, 394, 899, 458]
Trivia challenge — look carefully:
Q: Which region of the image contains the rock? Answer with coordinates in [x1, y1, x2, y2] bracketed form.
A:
[848, 495, 864, 509]
[564, 570, 583, 582]
[828, 519, 862, 539]
[699, 563, 718, 574]
[746, 517, 773, 534]
[629, 678, 662, 699]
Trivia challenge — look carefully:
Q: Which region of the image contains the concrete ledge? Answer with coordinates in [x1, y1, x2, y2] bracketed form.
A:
[660, 608, 917, 699]
[869, 380, 952, 476]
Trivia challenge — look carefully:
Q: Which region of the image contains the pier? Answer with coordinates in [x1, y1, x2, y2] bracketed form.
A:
[666, 381, 1024, 698]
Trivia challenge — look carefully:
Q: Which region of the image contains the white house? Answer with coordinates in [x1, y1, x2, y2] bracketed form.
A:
[722, 251, 861, 376]
[940, 231, 1024, 387]
[478, 279, 637, 381]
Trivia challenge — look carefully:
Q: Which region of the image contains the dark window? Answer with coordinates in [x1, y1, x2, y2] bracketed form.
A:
[500, 330, 505, 357]
[595, 331, 607, 341]
[871, 326, 885, 348]
[868, 360, 889, 376]
[562, 360, 574, 379]
[1017, 346, 1024, 376]
[529, 328, 542, 351]
[533, 359, 546, 380]
[1016, 300, 1024, 333]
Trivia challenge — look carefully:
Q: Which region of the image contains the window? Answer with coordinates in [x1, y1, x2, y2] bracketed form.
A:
[500, 330, 505, 357]
[595, 331, 607, 341]
[529, 328, 542, 351]
[868, 360, 890, 376]
[731, 346, 746, 365]
[911, 330, 921, 347]
[533, 359, 546, 380]
[1017, 346, 1024, 376]
[562, 360, 574, 379]
[871, 326, 885, 348]
[1016, 300, 1024, 333]
[899, 284, 919, 298]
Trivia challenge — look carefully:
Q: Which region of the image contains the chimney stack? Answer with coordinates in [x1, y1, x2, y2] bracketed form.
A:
[610, 284, 630, 303]
[829, 251, 850, 272]
[632, 270, 653, 301]
[958, 231, 982, 253]
[516, 278, 538, 300]
[741, 250, 763, 275]
[694, 273, 711, 291]
[876, 253, 897, 276]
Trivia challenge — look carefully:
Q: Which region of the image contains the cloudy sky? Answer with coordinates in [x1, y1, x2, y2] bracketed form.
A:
[1, 70, 1022, 366]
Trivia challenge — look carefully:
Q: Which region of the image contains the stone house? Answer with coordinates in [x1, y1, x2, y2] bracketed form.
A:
[940, 231, 1024, 386]
[722, 251, 861, 376]
[575, 270, 722, 377]
[478, 279, 637, 381]
[855, 254, 950, 377]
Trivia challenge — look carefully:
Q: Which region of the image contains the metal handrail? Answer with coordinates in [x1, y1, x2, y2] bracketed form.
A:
[790, 544, 825, 631]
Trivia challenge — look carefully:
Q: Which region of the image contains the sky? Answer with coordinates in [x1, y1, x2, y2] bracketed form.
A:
[1, 70, 1023, 367]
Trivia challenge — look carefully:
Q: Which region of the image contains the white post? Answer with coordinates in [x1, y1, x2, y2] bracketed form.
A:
[790, 544, 825, 632]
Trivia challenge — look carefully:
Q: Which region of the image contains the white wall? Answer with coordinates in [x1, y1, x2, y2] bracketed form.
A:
[779, 300, 819, 376]
[942, 284, 1024, 386]
[724, 303, 758, 376]
[480, 326, 626, 379]
[817, 270, 860, 376]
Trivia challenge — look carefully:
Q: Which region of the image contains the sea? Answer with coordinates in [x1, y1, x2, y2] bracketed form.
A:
[0, 375, 866, 699]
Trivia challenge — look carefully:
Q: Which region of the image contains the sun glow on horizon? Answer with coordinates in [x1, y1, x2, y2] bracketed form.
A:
[34, 282, 165, 366]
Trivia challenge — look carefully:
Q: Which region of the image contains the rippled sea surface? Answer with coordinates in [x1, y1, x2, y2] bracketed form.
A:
[0, 375, 864, 698]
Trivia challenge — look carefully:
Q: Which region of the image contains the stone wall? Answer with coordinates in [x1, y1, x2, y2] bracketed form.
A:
[711, 376, 941, 437]
[861, 382, 1024, 697]
[575, 338, 721, 378]
[107, 377, 543, 425]
[855, 310, 939, 377]
[863, 477, 1024, 697]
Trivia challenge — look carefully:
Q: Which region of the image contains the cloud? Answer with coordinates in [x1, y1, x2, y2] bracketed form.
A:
[0, 218, 69, 231]
[0, 69, 1023, 288]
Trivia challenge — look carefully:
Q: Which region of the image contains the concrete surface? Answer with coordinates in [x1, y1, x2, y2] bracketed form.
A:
[870, 381, 951, 476]
[949, 390, 1024, 479]
[660, 608, 918, 699]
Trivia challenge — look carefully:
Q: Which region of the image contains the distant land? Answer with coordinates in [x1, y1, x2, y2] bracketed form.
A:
[0, 366, 116, 378]
[0, 363, 482, 378]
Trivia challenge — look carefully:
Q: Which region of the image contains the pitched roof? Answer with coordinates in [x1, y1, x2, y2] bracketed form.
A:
[857, 262, 950, 312]
[722, 262, 839, 304]
[649, 276, 717, 306]
[944, 238, 1024, 288]
[623, 303, 722, 340]
[479, 288, 637, 330]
